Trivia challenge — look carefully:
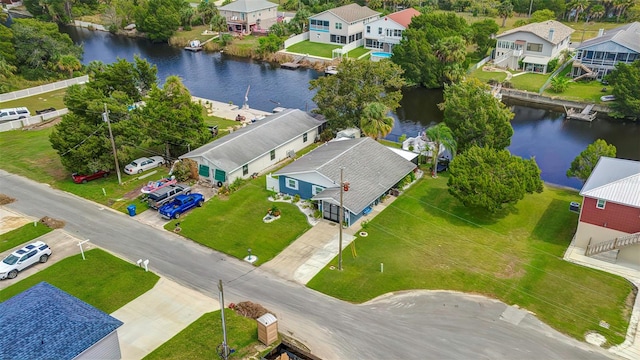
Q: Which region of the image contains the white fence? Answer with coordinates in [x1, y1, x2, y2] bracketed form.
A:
[266, 173, 280, 193]
[284, 32, 309, 48]
[467, 55, 492, 74]
[0, 75, 89, 102]
[0, 109, 69, 132]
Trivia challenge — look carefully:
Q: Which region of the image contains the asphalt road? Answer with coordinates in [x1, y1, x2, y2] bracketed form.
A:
[1, 170, 612, 360]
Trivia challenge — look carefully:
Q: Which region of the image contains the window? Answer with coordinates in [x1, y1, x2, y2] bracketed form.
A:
[286, 178, 299, 190]
[330, 34, 346, 44]
[303, 133, 308, 142]
[270, 150, 275, 160]
[378, 27, 382, 35]
[526, 43, 543, 52]
[596, 199, 606, 209]
[312, 185, 325, 195]
[242, 164, 248, 176]
[310, 19, 329, 31]
[366, 26, 370, 34]
[335, 23, 342, 30]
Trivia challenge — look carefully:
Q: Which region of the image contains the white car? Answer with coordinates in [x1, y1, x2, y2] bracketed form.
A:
[124, 156, 165, 175]
[600, 95, 616, 102]
[0, 241, 52, 280]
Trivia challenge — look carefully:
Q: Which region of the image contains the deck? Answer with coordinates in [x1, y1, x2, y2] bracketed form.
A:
[564, 104, 597, 122]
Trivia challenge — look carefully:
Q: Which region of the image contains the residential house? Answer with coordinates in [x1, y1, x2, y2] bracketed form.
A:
[573, 157, 640, 265]
[572, 22, 640, 80]
[309, 3, 380, 46]
[219, 0, 279, 34]
[180, 109, 325, 187]
[272, 138, 417, 227]
[494, 20, 574, 73]
[0, 282, 124, 359]
[364, 8, 420, 54]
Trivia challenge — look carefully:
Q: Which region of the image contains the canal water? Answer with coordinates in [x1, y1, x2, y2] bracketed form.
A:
[64, 26, 639, 189]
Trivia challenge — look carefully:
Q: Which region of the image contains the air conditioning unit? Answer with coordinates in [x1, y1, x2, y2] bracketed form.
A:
[286, 150, 296, 158]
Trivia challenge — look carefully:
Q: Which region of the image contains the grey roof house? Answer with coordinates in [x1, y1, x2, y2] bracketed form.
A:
[572, 22, 640, 80]
[0, 282, 123, 360]
[219, 0, 279, 34]
[273, 138, 416, 226]
[309, 3, 380, 47]
[180, 109, 325, 186]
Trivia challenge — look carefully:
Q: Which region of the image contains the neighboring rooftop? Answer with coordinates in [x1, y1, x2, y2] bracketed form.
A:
[180, 109, 325, 173]
[577, 21, 640, 53]
[317, 3, 380, 23]
[0, 282, 123, 360]
[218, 0, 278, 13]
[387, 7, 421, 28]
[276, 137, 416, 214]
[580, 157, 640, 208]
[497, 20, 574, 44]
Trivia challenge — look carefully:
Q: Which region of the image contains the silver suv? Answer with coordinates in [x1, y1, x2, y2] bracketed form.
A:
[0, 241, 52, 280]
[147, 184, 191, 209]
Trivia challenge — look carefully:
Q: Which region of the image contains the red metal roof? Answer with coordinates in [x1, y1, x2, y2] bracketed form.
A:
[387, 8, 421, 28]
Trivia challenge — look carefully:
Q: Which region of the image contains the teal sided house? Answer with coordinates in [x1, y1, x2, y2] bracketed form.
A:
[272, 138, 416, 227]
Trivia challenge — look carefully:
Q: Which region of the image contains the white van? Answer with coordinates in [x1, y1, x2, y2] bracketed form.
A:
[0, 107, 31, 122]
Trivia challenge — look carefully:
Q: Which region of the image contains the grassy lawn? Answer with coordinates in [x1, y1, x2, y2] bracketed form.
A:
[0, 249, 159, 313]
[508, 73, 550, 92]
[286, 41, 341, 58]
[347, 47, 371, 59]
[470, 68, 508, 83]
[144, 310, 269, 360]
[0, 127, 168, 211]
[0, 88, 68, 113]
[173, 25, 218, 43]
[166, 177, 311, 265]
[0, 222, 52, 253]
[308, 176, 633, 345]
[543, 71, 614, 103]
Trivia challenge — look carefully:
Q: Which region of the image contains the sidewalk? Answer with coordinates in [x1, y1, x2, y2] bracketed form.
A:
[564, 241, 640, 360]
[112, 277, 217, 359]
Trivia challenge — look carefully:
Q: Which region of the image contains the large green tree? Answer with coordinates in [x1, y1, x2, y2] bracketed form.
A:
[470, 19, 499, 56]
[139, 76, 210, 159]
[392, 12, 471, 88]
[566, 139, 617, 183]
[89, 56, 158, 100]
[497, 1, 514, 27]
[360, 102, 394, 140]
[448, 146, 543, 213]
[135, 0, 184, 42]
[440, 78, 514, 152]
[310, 60, 405, 132]
[425, 123, 457, 178]
[607, 60, 640, 120]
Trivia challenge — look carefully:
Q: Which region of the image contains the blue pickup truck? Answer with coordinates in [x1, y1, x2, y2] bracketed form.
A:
[158, 193, 204, 219]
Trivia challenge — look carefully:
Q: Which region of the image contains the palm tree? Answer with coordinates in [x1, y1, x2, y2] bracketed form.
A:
[210, 14, 227, 34]
[589, 4, 606, 20]
[360, 102, 394, 140]
[569, 0, 590, 22]
[425, 123, 456, 178]
[57, 55, 82, 78]
[497, 1, 514, 28]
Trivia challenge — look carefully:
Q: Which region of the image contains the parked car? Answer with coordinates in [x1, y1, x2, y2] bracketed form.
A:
[35, 107, 56, 115]
[72, 170, 110, 184]
[159, 193, 205, 219]
[124, 156, 165, 175]
[147, 184, 191, 209]
[0, 241, 52, 280]
[0, 107, 30, 122]
[600, 95, 616, 102]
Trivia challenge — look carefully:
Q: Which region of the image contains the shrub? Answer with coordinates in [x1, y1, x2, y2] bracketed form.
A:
[547, 58, 559, 73]
[293, 194, 300, 203]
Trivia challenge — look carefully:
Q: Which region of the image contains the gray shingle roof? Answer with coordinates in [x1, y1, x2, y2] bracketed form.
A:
[275, 138, 416, 214]
[219, 0, 278, 13]
[497, 20, 574, 45]
[318, 3, 380, 23]
[577, 22, 640, 53]
[180, 109, 325, 173]
[0, 282, 123, 360]
[580, 157, 640, 208]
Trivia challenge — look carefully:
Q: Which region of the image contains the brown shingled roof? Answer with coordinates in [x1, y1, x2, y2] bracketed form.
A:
[387, 8, 421, 28]
[326, 3, 380, 23]
[497, 20, 574, 45]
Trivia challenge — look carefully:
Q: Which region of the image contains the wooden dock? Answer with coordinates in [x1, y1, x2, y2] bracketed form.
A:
[281, 62, 301, 69]
[564, 104, 597, 121]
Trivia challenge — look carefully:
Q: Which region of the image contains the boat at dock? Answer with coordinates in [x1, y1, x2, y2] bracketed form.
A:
[564, 104, 597, 121]
[324, 66, 338, 75]
[184, 40, 203, 52]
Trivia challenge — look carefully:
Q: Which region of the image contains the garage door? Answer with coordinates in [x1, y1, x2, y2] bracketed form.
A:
[323, 202, 339, 223]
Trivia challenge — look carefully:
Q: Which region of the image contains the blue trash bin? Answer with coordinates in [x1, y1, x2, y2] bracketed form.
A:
[127, 204, 136, 217]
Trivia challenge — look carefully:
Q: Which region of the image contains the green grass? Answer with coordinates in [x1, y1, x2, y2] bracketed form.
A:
[166, 177, 311, 265]
[308, 176, 633, 345]
[286, 41, 342, 58]
[0, 88, 68, 113]
[0, 249, 159, 313]
[470, 69, 508, 83]
[144, 310, 270, 360]
[0, 222, 53, 253]
[544, 78, 614, 103]
[347, 47, 371, 59]
[508, 73, 550, 92]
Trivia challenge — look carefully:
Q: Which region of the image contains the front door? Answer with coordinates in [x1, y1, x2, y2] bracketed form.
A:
[323, 202, 340, 223]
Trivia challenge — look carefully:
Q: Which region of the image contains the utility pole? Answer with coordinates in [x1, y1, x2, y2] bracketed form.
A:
[103, 104, 122, 185]
[338, 167, 344, 271]
[218, 280, 230, 360]
[528, 0, 533, 17]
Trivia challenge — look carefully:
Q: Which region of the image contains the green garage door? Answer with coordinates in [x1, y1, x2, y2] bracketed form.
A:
[198, 164, 210, 177]
[214, 169, 226, 182]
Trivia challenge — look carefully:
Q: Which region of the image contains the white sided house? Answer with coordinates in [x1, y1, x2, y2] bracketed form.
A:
[364, 8, 420, 54]
[309, 3, 380, 46]
[180, 109, 325, 187]
[494, 20, 574, 73]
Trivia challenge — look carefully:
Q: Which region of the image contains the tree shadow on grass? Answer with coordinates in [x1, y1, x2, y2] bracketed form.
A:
[416, 184, 519, 229]
[530, 198, 579, 247]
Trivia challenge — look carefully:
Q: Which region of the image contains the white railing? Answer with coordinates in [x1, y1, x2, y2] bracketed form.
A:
[493, 50, 514, 66]
[0, 75, 88, 102]
[0, 109, 69, 132]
